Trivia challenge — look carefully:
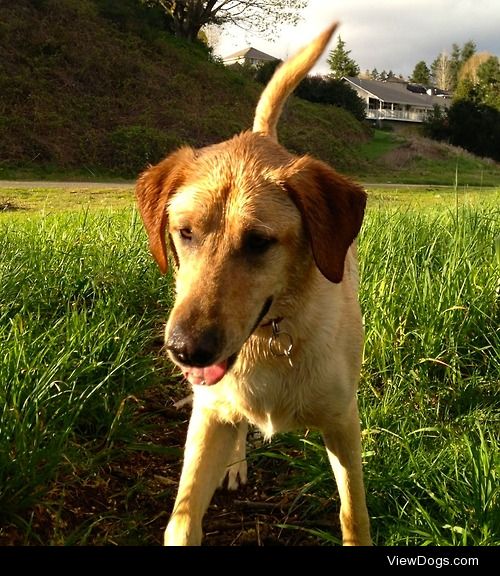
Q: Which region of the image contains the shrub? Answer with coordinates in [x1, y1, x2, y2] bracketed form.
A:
[295, 75, 366, 121]
[254, 59, 282, 85]
[104, 125, 182, 176]
[447, 100, 500, 161]
[252, 64, 366, 122]
[424, 101, 500, 162]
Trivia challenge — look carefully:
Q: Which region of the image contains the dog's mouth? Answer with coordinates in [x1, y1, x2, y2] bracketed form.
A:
[182, 353, 237, 387]
[182, 296, 274, 387]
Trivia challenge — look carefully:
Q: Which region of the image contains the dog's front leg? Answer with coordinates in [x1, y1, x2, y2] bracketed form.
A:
[224, 419, 248, 490]
[322, 400, 371, 546]
[164, 403, 238, 546]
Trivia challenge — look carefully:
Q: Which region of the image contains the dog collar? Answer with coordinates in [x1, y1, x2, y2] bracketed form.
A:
[260, 316, 284, 328]
[261, 317, 294, 367]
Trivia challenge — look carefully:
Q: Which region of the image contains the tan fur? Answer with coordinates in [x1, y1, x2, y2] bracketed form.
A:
[253, 23, 338, 140]
[136, 24, 371, 546]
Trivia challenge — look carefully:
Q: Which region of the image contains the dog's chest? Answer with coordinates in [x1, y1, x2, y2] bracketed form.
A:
[196, 357, 324, 438]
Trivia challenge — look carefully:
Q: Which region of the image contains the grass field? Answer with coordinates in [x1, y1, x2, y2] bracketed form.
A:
[0, 183, 498, 546]
[356, 130, 500, 187]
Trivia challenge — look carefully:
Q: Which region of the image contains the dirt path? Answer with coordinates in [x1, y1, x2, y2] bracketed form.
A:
[0, 180, 134, 189]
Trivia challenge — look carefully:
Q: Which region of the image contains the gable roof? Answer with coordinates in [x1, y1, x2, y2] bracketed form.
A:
[344, 77, 451, 108]
[223, 47, 278, 62]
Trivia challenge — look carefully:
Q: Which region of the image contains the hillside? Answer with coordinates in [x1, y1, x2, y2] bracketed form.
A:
[0, 0, 370, 179]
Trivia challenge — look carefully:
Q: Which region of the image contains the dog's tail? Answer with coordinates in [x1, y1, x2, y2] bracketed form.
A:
[252, 23, 338, 141]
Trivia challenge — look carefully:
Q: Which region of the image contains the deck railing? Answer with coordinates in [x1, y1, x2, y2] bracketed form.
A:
[366, 108, 429, 123]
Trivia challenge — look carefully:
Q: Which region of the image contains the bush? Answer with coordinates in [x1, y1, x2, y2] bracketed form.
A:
[424, 101, 500, 162]
[94, 0, 173, 38]
[254, 59, 282, 85]
[422, 105, 449, 141]
[295, 75, 366, 122]
[252, 64, 366, 122]
[447, 100, 500, 161]
[105, 125, 182, 176]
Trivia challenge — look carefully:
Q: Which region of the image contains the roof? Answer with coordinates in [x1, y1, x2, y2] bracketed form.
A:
[343, 77, 451, 108]
[223, 47, 278, 62]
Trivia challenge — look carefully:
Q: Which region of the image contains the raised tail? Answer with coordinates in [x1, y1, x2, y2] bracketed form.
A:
[252, 23, 339, 140]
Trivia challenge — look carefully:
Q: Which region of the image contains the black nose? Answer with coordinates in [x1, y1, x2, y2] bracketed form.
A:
[166, 325, 224, 367]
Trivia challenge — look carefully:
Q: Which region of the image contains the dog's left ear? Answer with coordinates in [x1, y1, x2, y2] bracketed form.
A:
[278, 156, 367, 283]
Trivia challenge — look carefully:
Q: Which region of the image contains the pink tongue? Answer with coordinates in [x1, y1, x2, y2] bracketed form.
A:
[183, 360, 228, 386]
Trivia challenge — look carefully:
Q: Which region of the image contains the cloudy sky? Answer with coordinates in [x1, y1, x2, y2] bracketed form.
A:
[215, 0, 500, 78]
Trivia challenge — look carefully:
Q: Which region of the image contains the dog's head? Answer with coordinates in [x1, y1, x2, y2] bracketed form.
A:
[136, 24, 367, 386]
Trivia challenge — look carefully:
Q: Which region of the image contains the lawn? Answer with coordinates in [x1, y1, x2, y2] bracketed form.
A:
[0, 183, 498, 545]
[356, 130, 500, 187]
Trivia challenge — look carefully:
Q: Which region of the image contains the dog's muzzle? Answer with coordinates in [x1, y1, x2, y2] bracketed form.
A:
[166, 297, 275, 387]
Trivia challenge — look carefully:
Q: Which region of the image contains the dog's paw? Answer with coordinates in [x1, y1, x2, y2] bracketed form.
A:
[220, 420, 248, 490]
[164, 516, 202, 546]
[225, 458, 247, 491]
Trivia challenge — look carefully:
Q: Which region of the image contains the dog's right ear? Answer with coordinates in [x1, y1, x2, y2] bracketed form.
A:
[136, 147, 195, 274]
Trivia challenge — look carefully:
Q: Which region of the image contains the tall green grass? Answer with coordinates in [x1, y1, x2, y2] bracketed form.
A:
[0, 191, 498, 545]
[261, 199, 499, 545]
[0, 209, 172, 517]
[360, 202, 499, 545]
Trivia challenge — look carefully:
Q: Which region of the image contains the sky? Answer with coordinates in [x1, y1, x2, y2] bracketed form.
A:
[214, 0, 500, 78]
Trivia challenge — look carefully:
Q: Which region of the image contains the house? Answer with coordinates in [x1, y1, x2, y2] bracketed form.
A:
[222, 47, 278, 68]
[343, 77, 452, 124]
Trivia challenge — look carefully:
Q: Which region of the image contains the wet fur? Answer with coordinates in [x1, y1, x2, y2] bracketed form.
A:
[136, 23, 371, 546]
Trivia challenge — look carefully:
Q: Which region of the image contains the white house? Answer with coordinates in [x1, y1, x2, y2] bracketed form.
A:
[222, 47, 278, 68]
[343, 77, 452, 124]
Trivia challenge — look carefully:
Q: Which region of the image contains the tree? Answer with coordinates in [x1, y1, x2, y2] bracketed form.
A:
[456, 54, 500, 110]
[446, 40, 476, 88]
[431, 51, 453, 90]
[477, 56, 500, 109]
[448, 100, 500, 161]
[327, 36, 360, 79]
[424, 99, 500, 162]
[459, 52, 495, 85]
[411, 61, 430, 84]
[201, 23, 222, 50]
[425, 44, 499, 162]
[460, 40, 477, 65]
[143, 0, 308, 42]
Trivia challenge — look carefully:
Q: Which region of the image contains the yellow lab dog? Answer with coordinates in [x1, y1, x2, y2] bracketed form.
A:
[136, 23, 371, 546]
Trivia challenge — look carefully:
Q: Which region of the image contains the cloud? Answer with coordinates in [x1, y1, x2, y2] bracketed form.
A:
[216, 0, 500, 78]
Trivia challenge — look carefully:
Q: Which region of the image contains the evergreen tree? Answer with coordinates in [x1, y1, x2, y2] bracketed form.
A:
[450, 43, 462, 87]
[411, 61, 430, 84]
[327, 36, 360, 79]
[437, 40, 476, 89]
[461, 41, 477, 64]
[425, 51, 499, 162]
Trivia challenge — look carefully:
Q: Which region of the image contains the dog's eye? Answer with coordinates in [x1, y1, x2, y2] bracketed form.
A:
[243, 231, 277, 255]
[179, 228, 193, 241]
